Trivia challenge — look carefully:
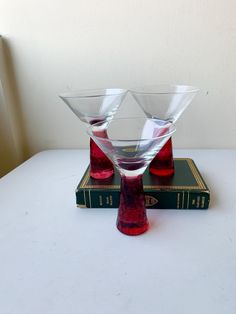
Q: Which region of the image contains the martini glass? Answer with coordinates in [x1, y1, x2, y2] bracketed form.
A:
[130, 85, 199, 176]
[87, 118, 176, 236]
[60, 88, 127, 179]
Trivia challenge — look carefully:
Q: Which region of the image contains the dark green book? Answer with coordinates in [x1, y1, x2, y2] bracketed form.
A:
[76, 158, 210, 209]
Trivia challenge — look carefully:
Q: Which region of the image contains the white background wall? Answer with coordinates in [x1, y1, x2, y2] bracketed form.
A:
[1, 0, 236, 166]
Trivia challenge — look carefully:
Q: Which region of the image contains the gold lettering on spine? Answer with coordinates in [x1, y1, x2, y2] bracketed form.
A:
[99, 195, 103, 206]
[201, 196, 205, 208]
[196, 196, 200, 208]
[109, 195, 113, 206]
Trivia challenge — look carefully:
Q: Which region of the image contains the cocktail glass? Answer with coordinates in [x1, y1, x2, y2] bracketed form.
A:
[87, 118, 176, 236]
[60, 88, 127, 179]
[130, 85, 199, 176]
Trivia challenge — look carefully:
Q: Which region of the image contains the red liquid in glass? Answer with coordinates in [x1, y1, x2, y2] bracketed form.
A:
[117, 174, 148, 236]
[90, 138, 114, 179]
[149, 137, 174, 176]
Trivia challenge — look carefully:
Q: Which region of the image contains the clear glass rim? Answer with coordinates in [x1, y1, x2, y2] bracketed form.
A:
[87, 117, 176, 143]
[59, 88, 127, 99]
[130, 84, 200, 95]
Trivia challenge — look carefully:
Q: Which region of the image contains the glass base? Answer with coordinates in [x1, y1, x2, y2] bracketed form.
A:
[90, 168, 114, 179]
[117, 220, 149, 236]
[149, 137, 174, 177]
[90, 137, 114, 179]
[117, 175, 148, 236]
[149, 167, 174, 176]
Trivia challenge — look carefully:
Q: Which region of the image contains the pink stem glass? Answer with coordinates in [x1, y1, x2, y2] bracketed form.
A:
[90, 137, 114, 179]
[117, 174, 149, 236]
[149, 137, 174, 176]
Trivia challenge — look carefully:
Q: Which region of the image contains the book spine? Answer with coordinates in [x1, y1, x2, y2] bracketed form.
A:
[76, 189, 210, 209]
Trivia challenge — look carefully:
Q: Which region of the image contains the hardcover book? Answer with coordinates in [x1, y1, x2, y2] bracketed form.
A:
[76, 158, 210, 209]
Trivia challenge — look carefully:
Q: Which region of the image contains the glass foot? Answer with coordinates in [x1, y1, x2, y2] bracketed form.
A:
[90, 168, 114, 179]
[149, 167, 174, 176]
[117, 220, 149, 236]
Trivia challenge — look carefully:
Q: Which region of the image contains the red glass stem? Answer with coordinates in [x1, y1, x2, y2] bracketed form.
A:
[149, 137, 174, 176]
[117, 174, 149, 236]
[90, 137, 114, 179]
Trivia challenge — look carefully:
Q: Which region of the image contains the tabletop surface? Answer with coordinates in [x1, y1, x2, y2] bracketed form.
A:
[0, 149, 236, 314]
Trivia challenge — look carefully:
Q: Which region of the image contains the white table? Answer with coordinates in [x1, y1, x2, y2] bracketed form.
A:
[0, 149, 236, 314]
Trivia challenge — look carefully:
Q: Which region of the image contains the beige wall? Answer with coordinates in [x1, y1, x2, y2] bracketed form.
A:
[0, 0, 235, 169]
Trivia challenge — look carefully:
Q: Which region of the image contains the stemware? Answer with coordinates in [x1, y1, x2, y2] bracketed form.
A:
[87, 117, 176, 235]
[130, 85, 199, 176]
[60, 88, 127, 179]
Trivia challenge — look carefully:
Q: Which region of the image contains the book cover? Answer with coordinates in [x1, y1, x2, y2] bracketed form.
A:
[76, 158, 210, 209]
